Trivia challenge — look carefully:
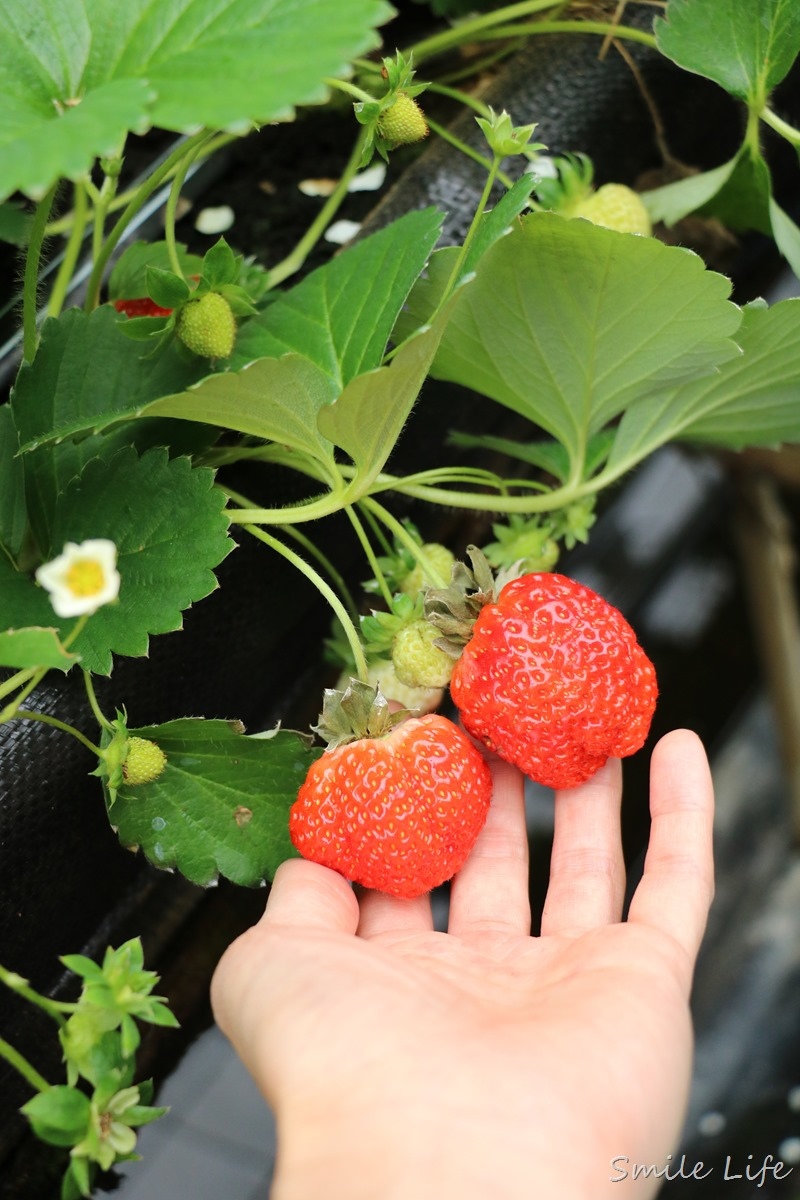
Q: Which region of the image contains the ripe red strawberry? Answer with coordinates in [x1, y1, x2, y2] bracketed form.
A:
[113, 297, 173, 318]
[290, 684, 491, 898]
[428, 555, 657, 790]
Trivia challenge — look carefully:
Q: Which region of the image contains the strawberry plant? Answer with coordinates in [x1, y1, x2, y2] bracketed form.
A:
[2, 0, 800, 1191]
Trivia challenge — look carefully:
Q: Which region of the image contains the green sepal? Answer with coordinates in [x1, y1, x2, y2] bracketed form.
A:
[201, 237, 239, 288]
[145, 266, 191, 309]
[21, 1086, 91, 1148]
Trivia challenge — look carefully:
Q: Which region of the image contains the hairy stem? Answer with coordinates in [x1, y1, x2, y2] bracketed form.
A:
[0, 964, 75, 1027]
[267, 128, 369, 288]
[84, 130, 212, 311]
[14, 710, 103, 757]
[242, 524, 368, 680]
[360, 499, 450, 587]
[22, 183, 58, 362]
[761, 106, 800, 147]
[345, 506, 393, 608]
[47, 180, 89, 318]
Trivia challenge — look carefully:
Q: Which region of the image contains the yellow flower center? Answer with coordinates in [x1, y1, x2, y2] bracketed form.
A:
[64, 557, 106, 598]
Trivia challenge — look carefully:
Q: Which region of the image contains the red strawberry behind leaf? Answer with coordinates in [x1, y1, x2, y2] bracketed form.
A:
[426, 549, 658, 791]
[290, 680, 492, 898]
[113, 297, 174, 318]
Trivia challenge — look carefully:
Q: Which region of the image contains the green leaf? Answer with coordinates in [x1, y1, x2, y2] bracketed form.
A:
[232, 209, 444, 388]
[0, 406, 27, 563]
[0, 627, 80, 670]
[106, 720, 321, 887]
[607, 299, 800, 473]
[0, 0, 393, 203]
[643, 145, 774, 235]
[461, 173, 538, 278]
[769, 197, 800, 279]
[11, 306, 211, 552]
[0, 200, 33, 246]
[109, 240, 204, 300]
[145, 266, 191, 309]
[22, 1086, 91, 1148]
[397, 213, 742, 474]
[43, 447, 232, 675]
[12, 307, 208, 453]
[143, 354, 337, 470]
[318, 293, 462, 495]
[655, 0, 800, 106]
[642, 156, 739, 227]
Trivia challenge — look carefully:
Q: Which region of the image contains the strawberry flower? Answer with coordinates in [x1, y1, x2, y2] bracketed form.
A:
[35, 539, 120, 618]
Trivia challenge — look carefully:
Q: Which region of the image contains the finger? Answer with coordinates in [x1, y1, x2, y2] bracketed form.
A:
[627, 729, 715, 966]
[540, 756, 626, 937]
[260, 857, 361, 935]
[447, 758, 531, 937]
[211, 858, 359, 1042]
[356, 888, 434, 939]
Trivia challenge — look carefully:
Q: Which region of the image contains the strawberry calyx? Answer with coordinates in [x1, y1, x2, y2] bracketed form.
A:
[423, 545, 520, 657]
[312, 679, 408, 751]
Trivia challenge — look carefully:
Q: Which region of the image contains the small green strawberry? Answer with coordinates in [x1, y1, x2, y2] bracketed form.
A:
[536, 153, 651, 236]
[176, 292, 236, 359]
[377, 93, 429, 147]
[571, 184, 651, 236]
[392, 619, 455, 689]
[122, 737, 167, 786]
[399, 543, 455, 596]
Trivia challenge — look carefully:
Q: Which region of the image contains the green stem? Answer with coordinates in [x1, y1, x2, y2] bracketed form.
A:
[360, 499, 450, 587]
[406, 0, 565, 64]
[47, 180, 89, 318]
[324, 76, 376, 105]
[46, 133, 240, 238]
[226, 488, 347, 526]
[84, 671, 115, 734]
[267, 128, 369, 288]
[439, 155, 501, 303]
[164, 135, 212, 277]
[280, 526, 360, 622]
[242, 524, 368, 681]
[91, 167, 119, 266]
[0, 1037, 50, 1094]
[426, 118, 516, 189]
[465, 20, 658, 50]
[344, 506, 393, 609]
[382, 475, 592, 514]
[357, 501, 393, 556]
[0, 668, 48, 724]
[83, 129, 212, 311]
[0, 965, 76, 1026]
[22, 182, 58, 363]
[761, 105, 800, 147]
[425, 81, 493, 118]
[14, 710, 103, 757]
[0, 667, 37, 706]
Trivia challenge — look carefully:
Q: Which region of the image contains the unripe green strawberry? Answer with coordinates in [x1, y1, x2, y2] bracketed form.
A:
[122, 737, 167, 785]
[377, 92, 429, 147]
[571, 184, 652, 236]
[400, 543, 455, 597]
[176, 292, 236, 359]
[392, 619, 454, 688]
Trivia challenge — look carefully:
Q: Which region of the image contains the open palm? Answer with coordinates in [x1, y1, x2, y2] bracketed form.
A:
[212, 730, 714, 1200]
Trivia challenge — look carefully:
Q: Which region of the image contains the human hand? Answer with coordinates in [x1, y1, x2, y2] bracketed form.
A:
[211, 729, 714, 1200]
